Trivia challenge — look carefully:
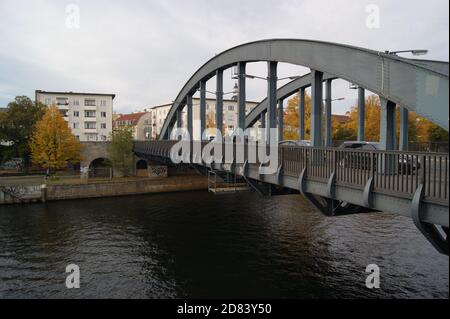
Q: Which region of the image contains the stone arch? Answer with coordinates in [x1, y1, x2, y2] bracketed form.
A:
[136, 159, 148, 170]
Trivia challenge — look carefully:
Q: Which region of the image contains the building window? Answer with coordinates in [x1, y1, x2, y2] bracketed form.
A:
[56, 97, 69, 106]
[73, 99, 80, 106]
[84, 110, 96, 118]
[84, 122, 96, 129]
[73, 122, 79, 129]
[44, 98, 52, 105]
[75, 135, 80, 140]
[59, 110, 68, 117]
[101, 112, 106, 118]
[101, 123, 106, 129]
[228, 105, 234, 111]
[74, 111, 80, 117]
[86, 134, 98, 141]
[100, 100, 107, 106]
[84, 99, 96, 107]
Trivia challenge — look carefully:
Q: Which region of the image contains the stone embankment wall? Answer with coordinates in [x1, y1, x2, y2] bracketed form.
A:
[44, 176, 207, 201]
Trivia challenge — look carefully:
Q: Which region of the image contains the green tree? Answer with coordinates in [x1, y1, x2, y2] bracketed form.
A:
[108, 126, 134, 177]
[0, 96, 45, 169]
[29, 106, 81, 172]
[427, 123, 449, 142]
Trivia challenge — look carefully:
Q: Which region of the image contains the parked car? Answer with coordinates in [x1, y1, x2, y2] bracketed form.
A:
[279, 140, 311, 147]
[338, 141, 420, 173]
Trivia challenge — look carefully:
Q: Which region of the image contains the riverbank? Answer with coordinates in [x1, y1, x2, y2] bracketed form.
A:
[44, 175, 208, 201]
[0, 175, 208, 204]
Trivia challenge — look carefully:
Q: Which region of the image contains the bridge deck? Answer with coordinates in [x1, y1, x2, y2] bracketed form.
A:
[134, 141, 449, 227]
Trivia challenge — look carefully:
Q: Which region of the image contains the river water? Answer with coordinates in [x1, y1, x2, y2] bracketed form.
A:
[0, 191, 448, 299]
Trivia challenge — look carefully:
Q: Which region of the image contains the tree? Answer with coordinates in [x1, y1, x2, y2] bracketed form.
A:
[30, 105, 81, 172]
[108, 126, 134, 177]
[0, 96, 45, 169]
[283, 92, 311, 140]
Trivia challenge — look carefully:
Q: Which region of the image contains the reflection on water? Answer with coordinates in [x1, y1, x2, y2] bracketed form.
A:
[0, 191, 448, 298]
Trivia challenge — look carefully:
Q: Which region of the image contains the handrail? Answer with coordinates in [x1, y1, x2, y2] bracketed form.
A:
[133, 141, 449, 204]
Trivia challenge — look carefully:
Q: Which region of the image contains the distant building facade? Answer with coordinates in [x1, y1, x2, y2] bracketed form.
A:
[146, 98, 260, 140]
[113, 112, 153, 140]
[35, 90, 115, 142]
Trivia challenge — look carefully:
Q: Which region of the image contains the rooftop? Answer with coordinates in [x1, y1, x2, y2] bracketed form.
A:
[35, 90, 116, 100]
[113, 112, 148, 127]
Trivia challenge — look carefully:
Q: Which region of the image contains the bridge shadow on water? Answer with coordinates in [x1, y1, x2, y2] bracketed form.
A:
[0, 191, 448, 299]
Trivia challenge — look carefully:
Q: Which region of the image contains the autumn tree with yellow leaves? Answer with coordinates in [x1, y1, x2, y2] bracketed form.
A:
[30, 105, 81, 172]
[283, 92, 448, 144]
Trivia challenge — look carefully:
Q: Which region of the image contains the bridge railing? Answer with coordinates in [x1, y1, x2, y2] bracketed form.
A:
[280, 146, 448, 204]
[134, 141, 449, 205]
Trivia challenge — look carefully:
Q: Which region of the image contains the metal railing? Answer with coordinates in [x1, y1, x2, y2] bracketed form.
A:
[134, 141, 449, 204]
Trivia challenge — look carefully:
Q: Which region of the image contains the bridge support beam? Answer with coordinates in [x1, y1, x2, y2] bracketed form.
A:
[186, 95, 193, 139]
[379, 97, 397, 150]
[176, 108, 182, 129]
[311, 70, 324, 147]
[237, 62, 246, 131]
[299, 87, 306, 141]
[260, 111, 266, 142]
[216, 69, 224, 136]
[325, 79, 332, 147]
[399, 106, 409, 151]
[200, 81, 207, 140]
[267, 61, 278, 142]
[358, 87, 366, 141]
[278, 99, 284, 141]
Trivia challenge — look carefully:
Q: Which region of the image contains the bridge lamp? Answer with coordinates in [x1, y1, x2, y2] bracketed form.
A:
[323, 97, 345, 102]
[385, 49, 428, 56]
[278, 76, 302, 81]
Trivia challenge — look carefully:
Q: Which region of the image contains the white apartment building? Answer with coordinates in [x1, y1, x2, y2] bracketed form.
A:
[146, 98, 260, 140]
[35, 90, 115, 142]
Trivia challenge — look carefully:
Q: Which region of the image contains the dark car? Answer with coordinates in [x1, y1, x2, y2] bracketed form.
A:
[338, 141, 420, 173]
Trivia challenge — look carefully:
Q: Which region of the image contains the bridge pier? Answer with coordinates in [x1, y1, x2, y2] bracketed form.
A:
[311, 70, 324, 147]
[358, 87, 366, 141]
[299, 87, 306, 141]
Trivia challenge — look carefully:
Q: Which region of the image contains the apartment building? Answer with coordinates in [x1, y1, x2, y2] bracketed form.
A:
[113, 112, 153, 140]
[35, 90, 115, 142]
[147, 98, 259, 140]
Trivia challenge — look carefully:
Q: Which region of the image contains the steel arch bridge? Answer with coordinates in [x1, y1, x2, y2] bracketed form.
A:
[134, 39, 449, 255]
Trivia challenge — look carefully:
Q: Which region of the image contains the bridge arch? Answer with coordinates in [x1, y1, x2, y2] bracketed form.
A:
[159, 39, 449, 141]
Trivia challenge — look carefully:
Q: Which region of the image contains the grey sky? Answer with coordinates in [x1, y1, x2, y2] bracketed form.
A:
[0, 0, 448, 114]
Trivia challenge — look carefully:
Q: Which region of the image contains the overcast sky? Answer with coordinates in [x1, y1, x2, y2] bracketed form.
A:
[0, 0, 448, 114]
